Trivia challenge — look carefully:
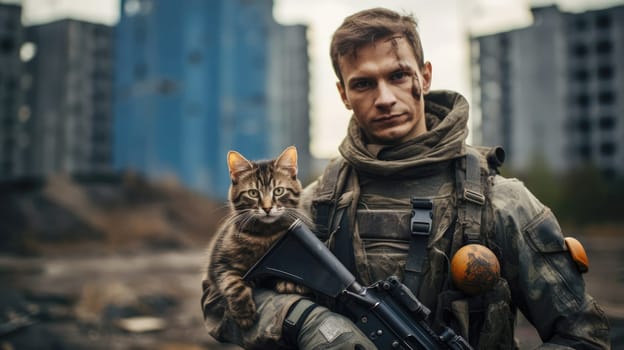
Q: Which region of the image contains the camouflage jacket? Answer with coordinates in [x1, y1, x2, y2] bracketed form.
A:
[302, 153, 610, 349]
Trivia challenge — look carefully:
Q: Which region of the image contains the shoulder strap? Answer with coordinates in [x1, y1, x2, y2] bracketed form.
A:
[311, 157, 358, 274]
[312, 157, 345, 236]
[457, 145, 505, 245]
[459, 147, 486, 244]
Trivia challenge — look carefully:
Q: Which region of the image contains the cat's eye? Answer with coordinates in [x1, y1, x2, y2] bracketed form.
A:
[247, 189, 259, 198]
[273, 187, 285, 196]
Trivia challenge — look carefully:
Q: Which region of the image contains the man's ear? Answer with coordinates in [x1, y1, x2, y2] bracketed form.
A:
[421, 61, 432, 94]
[336, 81, 352, 110]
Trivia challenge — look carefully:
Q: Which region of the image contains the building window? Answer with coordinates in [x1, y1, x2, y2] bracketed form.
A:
[572, 68, 589, 82]
[2, 162, 11, 175]
[598, 91, 615, 105]
[576, 93, 590, 108]
[2, 116, 12, 128]
[599, 116, 615, 130]
[0, 36, 15, 54]
[499, 35, 508, 48]
[188, 50, 203, 65]
[5, 77, 16, 90]
[597, 65, 613, 80]
[596, 40, 612, 55]
[571, 43, 588, 58]
[134, 63, 147, 80]
[157, 80, 177, 94]
[600, 142, 616, 156]
[577, 118, 591, 132]
[5, 19, 15, 31]
[93, 26, 108, 37]
[134, 24, 147, 43]
[574, 18, 588, 31]
[578, 144, 592, 159]
[595, 14, 611, 30]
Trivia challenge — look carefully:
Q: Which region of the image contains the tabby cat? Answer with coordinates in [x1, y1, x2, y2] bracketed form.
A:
[205, 146, 309, 329]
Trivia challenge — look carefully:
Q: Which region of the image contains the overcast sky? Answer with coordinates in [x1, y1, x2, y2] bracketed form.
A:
[14, 0, 624, 157]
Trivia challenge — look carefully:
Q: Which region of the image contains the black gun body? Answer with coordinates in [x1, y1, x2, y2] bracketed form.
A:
[244, 219, 473, 350]
[342, 287, 441, 349]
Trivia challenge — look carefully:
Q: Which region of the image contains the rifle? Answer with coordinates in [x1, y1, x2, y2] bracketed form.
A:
[244, 219, 473, 350]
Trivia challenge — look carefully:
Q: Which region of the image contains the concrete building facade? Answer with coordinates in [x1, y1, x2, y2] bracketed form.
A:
[268, 23, 311, 182]
[22, 19, 114, 177]
[471, 5, 624, 177]
[0, 4, 25, 179]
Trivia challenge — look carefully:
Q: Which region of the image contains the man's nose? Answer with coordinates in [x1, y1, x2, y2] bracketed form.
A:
[375, 82, 397, 109]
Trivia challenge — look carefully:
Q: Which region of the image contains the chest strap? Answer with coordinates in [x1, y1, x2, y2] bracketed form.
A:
[404, 198, 433, 293]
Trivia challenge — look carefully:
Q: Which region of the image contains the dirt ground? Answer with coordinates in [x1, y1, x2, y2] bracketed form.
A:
[0, 232, 622, 349]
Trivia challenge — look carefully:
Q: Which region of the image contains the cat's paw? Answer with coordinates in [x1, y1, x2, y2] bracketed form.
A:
[275, 280, 309, 295]
[232, 313, 257, 329]
[229, 297, 257, 329]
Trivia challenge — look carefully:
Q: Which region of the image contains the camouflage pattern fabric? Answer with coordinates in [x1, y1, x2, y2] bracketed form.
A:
[201, 284, 300, 349]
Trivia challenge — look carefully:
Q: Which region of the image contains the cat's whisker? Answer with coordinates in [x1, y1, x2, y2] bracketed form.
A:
[222, 210, 254, 230]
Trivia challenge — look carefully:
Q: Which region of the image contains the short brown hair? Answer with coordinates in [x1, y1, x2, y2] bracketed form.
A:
[330, 8, 424, 85]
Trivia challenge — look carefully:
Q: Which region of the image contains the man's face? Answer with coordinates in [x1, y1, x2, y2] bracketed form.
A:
[337, 37, 432, 145]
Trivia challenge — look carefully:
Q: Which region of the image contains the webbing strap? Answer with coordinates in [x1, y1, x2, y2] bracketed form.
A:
[461, 149, 485, 244]
[282, 299, 318, 346]
[313, 158, 345, 236]
[317, 158, 344, 195]
[333, 207, 357, 274]
[404, 198, 433, 294]
[312, 158, 358, 274]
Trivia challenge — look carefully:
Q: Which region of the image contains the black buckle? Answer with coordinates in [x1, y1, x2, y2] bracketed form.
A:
[410, 198, 433, 236]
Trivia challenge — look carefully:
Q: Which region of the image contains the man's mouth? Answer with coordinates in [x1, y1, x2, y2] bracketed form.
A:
[374, 113, 404, 122]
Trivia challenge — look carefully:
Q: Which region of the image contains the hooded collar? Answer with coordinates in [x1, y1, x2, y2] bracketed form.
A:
[338, 90, 469, 177]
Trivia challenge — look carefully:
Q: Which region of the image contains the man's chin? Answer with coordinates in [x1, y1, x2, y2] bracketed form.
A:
[369, 130, 412, 145]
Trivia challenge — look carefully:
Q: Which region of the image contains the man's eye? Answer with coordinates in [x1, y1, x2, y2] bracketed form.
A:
[352, 80, 372, 90]
[390, 71, 408, 81]
[247, 189, 259, 198]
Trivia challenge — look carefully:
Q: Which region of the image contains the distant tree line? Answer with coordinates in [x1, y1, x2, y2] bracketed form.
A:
[502, 156, 624, 226]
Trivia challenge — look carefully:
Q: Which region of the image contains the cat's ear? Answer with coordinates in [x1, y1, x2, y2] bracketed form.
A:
[275, 146, 298, 177]
[227, 150, 253, 182]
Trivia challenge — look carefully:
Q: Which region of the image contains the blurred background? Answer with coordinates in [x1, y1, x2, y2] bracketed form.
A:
[0, 0, 623, 349]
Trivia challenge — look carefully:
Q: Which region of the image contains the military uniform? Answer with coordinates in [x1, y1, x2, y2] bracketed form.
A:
[201, 90, 610, 349]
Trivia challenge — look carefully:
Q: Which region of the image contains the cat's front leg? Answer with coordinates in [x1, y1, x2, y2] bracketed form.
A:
[221, 275, 257, 328]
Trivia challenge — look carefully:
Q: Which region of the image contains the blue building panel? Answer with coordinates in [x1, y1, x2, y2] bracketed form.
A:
[114, 0, 305, 199]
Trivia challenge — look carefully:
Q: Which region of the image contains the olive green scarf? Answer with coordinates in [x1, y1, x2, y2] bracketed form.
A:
[338, 90, 469, 177]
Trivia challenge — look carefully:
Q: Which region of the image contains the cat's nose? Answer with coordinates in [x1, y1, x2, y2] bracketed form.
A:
[262, 207, 271, 214]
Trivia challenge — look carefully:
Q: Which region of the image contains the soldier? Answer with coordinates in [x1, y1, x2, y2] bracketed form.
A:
[202, 7, 610, 349]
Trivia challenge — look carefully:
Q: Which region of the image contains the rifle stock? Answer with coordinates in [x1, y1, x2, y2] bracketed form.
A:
[244, 219, 473, 350]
